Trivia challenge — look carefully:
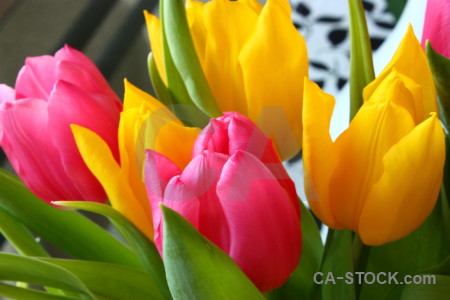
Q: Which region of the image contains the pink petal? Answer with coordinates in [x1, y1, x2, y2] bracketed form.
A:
[0, 84, 15, 140]
[47, 80, 121, 202]
[0, 84, 15, 104]
[177, 151, 230, 251]
[422, 0, 450, 58]
[145, 150, 182, 253]
[0, 98, 80, 201]
[193, 118, 230, 157]
[15, 55, 57, 100]
[217, 150, 301, 292]
[54, 45, 118, 99]
[194, 112, 300, 217]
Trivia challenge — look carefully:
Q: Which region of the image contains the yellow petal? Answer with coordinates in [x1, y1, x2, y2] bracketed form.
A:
[144, 11, 166, 84]
[153, 121, 200, 169]
[363, 25, 437, 119]
[71, 125, 154, 240]
[239, 0, 308, 159]
[330, 93, 415, 231]
[123, 79, 178, 120]
[366, 70, 425, 124]
[202, 0, 260, 115]
[358, 114, 445, 245]
[118, 109, 150, 205]
[302, 78, 340, 228]
[186, 0, 207, 64]
[121, 80, 185, 195]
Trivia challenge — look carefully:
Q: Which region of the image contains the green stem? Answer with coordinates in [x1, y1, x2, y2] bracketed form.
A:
[348, 0, 375, 120]
[440, 185, 450, 242]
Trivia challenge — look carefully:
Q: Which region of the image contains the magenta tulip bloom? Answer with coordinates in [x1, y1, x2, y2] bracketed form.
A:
[145, 112, 301, 292]
[0, 45, 121, 203]
[422, 0, 450, 58]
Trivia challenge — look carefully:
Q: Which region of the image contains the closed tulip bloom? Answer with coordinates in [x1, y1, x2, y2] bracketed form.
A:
[145, 0, 308, 160]
[0, 45, 121, 203]
[422, 0, 450, 58]
[145, 112, 301, 292]
[72, 80, 200, 239]
[303, 28, 445, 246]
[192, 111, 300, 215]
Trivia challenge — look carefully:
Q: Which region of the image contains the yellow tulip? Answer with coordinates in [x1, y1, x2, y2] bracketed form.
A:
[145, 0, 308, 160]
[303, 27, 445, 246]
[72, 80, 200, 239]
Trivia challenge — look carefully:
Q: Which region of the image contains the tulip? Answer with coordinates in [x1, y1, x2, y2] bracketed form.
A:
[422, 0, 450, 58]
[72, 80, 200, 239]
[0, 45, 121, 203]
[303, 27, 445, 246]
[145, 0, 308, 160]
[192, 111, 300, 214]
[145, 112, 301, 292]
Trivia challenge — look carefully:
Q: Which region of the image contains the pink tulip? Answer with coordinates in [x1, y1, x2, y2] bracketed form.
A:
[193, 112, 300, 216]
[422, 0, 450, 58]
[0, 45, 122, 203]
[145, 112, 301, 292]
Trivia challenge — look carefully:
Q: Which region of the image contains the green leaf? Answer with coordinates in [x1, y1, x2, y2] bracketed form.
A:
[386, 0, 407, 20]
[0, 207, 48, 256]
[0, 169, 140, 269]
[148, 52, 173, 108]
[54, 201, 171, 300]
[359, 199, 450, 300]
[161, 205, 264, 300]
[426, 43, 450, 201]
[319, 229, 356, 300]
[0, 283, 79, 300]
[268, 200, 323, 299]
[158, 1, 210, 128]
[42, 258, 167, 300]
[0, 253, 95, 299]
[426, 42, 450, 129]
[400, 275, 450, 300]
[422, 254, 450, 276]
[162, 0, 222, 118]
[148, 52, 208, 128]
[348, 0, 375, 120]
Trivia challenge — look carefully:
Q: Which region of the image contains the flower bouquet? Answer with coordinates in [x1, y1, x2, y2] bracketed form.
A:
[0, 0, 449, 299]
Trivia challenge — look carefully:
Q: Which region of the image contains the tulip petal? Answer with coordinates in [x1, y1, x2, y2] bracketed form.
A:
[186, 0, 207, 63]
[363, 26, 437, 119]
[302, 78, 339, 228]
[177, 151, 230, 250]
[144, 149, 183, 252]
[144, 11, 167, 84]
[153, 121, 200, 170]
[330, 96, 415, 230]
[358, 114, 445, 245]
[217, 150, 301, 292]
[366, 70, 425, 125]
[116, 109, 151, 212]
[48, 80, 121, 202]
[239, 0, 307, 159]
[15, 55, 57, 100]
[202, 0, 259, 115]
[0, 98, 79, 201]
[54, 45, 119, 101]
[0, 84, 14, 103]
[193, 112, 299, 216]
[123, 79, 176, 118]
[72, 125, 154, 239]
[422, 0, 450, 59]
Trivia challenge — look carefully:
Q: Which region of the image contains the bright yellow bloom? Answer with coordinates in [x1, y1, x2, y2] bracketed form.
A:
[72, 80, 200, 239]
[145, 0, 308, 160]
[303, 27, 445, 246]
